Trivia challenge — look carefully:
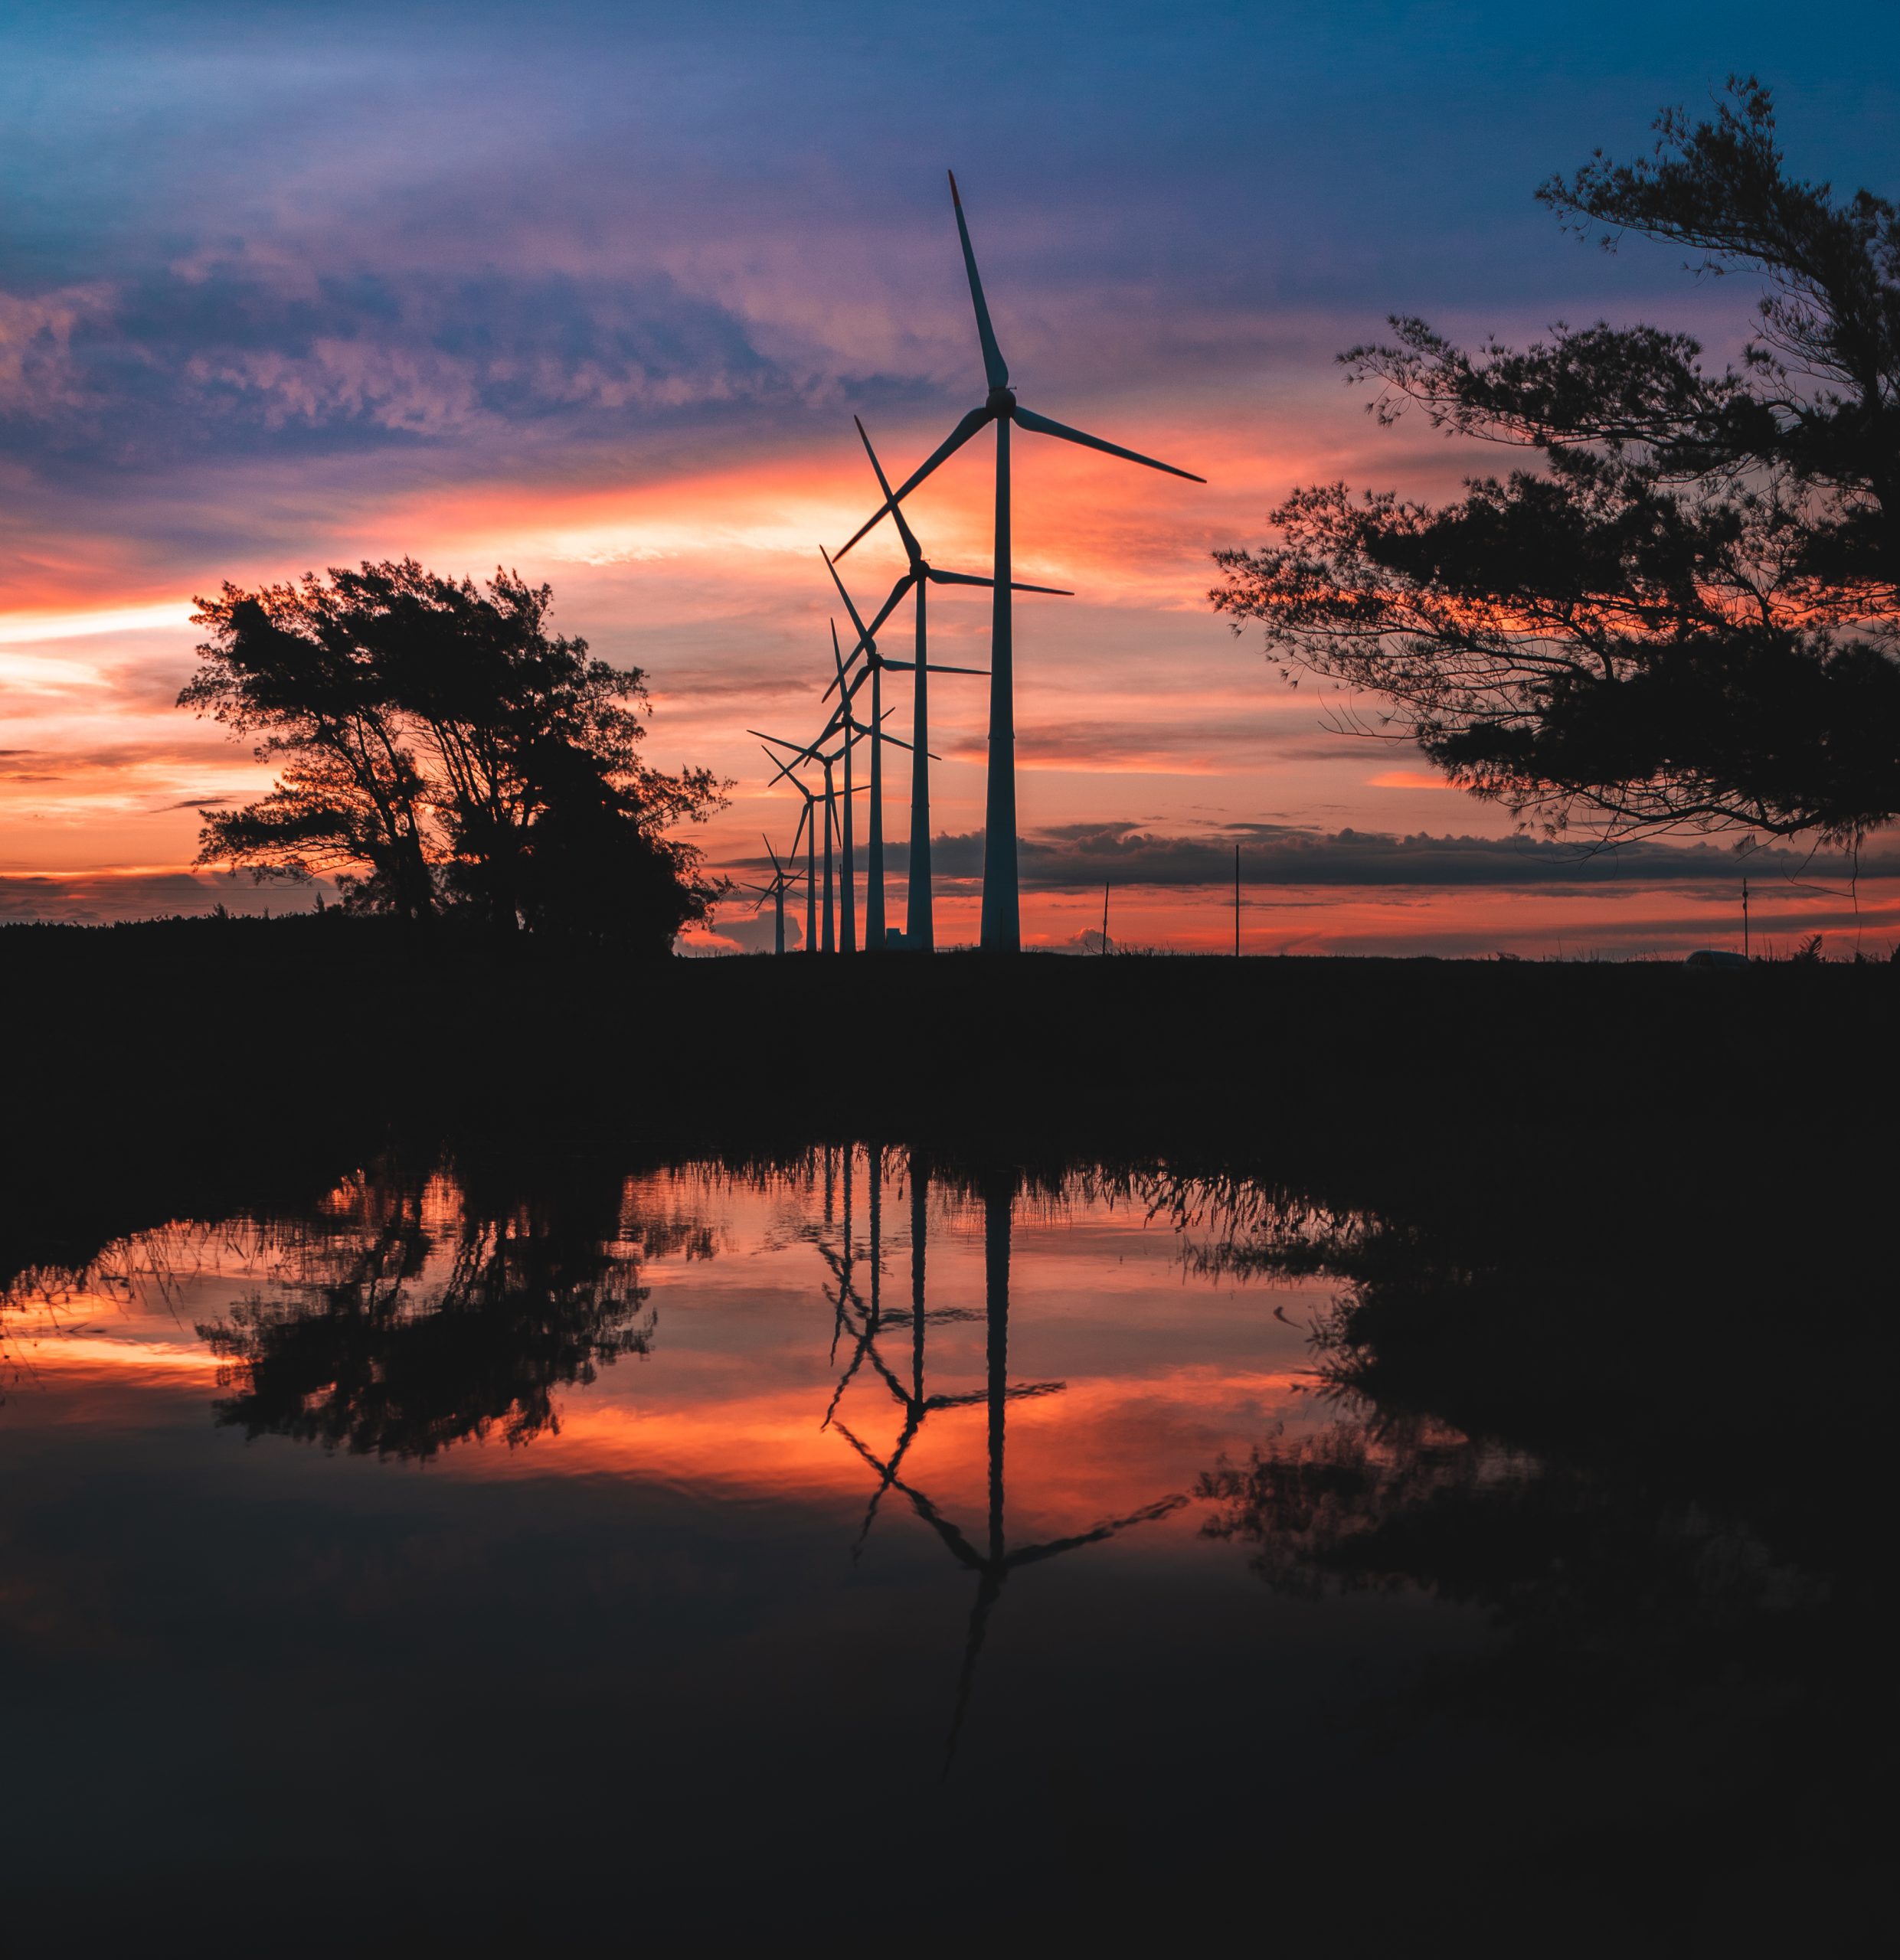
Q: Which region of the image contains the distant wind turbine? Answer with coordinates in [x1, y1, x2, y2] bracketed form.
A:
[738, 835, 803, 956]
[823, 622, 921, 953]
[754, 728, 854, 953]
[834, 173, 1204, 951]
[758, 743, 820, 955]
[757, 706, 887, 955]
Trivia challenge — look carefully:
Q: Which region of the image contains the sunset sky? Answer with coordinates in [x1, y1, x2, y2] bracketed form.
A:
[5, 1, 1897, 952]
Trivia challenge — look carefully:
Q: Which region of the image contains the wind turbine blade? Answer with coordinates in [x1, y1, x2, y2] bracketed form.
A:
[821, 609, 866, 702]
[861, 576, 913, 648]
[947, 172, 1009, 390]
[820, 548, 874, 647]
[834, 406, 993, 558]
[1011, 403, 1205, 482]
[826, 577, 916, 697]
[921, 662, 989, 675]
[855, 416, 923, 565]
[754, 741, 809, 788]
[922, 567, 1068, 600]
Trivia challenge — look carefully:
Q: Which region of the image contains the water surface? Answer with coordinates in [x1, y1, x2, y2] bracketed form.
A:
[0, 1148, 1869, 1949]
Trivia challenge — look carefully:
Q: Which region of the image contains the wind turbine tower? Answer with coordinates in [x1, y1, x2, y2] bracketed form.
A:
[836, 174, 1204, 951]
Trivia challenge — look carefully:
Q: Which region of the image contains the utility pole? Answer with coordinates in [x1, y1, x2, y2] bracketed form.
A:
[1100, 880, 1110, 955]
[1234, 843, 1241, 957]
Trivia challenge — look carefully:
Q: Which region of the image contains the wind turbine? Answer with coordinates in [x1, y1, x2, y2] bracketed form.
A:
[754, 729, 855, 953]
[737, 835, 803, 956]
[757, 744, 821, 955]
[822, 427, 1069, 949]
[835, 174, 1204, 951]
[822, 616, 928, 952]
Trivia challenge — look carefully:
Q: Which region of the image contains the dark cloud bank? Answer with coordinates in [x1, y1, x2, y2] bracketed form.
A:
[737, 822, 1895, 893]
[0, 261, 810, 474]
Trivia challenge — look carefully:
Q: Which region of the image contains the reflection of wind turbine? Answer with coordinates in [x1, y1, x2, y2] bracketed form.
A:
[826, 420, 1068, 950]
[830, 1162, 1186, 1769]
[834, 175, 1204, 952]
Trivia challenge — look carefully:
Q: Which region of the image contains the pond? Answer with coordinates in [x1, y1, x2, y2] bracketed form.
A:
[0, 1146, 1875, 1949]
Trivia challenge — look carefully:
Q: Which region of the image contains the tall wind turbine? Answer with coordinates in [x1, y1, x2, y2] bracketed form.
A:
[835, 173, 1204, 951]
[822, 567, 989, 951]
[834, 626, 858, 954]
[803, 622, 920, 955]
[824, 422, 1069, 949]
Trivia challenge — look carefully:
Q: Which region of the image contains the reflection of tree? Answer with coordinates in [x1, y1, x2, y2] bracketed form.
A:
[198, 1161, 655, 1460]
[1200, 1408, 1833, 1738]
[1159, 1166, 1874, 1775]
[825, 1154, 1185, 1765]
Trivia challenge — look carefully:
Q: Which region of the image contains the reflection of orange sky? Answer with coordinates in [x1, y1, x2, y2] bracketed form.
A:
[2, 1169, 1327, 1537]
[0, 1343, 1307, 1534]
[446, 1366, 1306, 1530]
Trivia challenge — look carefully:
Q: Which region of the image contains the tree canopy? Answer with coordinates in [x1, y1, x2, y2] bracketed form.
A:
[181, 559, 725, 946]
[1212, 78, 1900, 846]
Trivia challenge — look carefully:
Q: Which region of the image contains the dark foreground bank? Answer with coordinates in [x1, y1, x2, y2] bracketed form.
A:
[6, 913, 1894, 1282]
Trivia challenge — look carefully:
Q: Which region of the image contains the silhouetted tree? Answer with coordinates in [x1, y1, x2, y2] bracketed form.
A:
[1213, 79, 1900, 845]
[181, 560, 726, 945]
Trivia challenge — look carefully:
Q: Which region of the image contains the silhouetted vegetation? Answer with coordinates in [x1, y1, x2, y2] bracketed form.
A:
[181, 559, 726, 946]
[1215, 78, 1900, 846]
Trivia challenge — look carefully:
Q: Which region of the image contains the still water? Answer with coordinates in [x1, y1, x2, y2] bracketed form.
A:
[0, 1149, 1867, 1949]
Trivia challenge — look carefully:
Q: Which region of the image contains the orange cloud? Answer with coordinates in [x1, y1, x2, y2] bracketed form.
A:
[1367, 769, 1455, 789]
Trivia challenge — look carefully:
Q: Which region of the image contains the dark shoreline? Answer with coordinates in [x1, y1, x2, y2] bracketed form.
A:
[5, 912, 1893, 1284]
